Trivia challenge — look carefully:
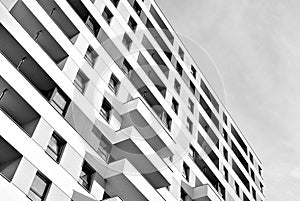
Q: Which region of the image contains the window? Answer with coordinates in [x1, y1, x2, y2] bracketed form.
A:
[223, 166, 228, 181]
[222, 128, 228, 142]
[122, 33, 132, 50]
[121, 58, 133, 77]
[188, 145, 195, 159]
[28, 172, 51, 201]
[178, 47, 184, 60]
[249, 152, 254, 164]
[74, 70, 89, 94]
[128, 16, 137, 32]
[180, 188, 187, 201]
[250, 169, 255, 181]
[223, 112, 228, 125]
[223, 147, 228, 161]
[85, 15, 100, 36]
[133, 1, 142, 16]
[186, 117, 193, 134]
[108, 74, 120, 94]
[235, 182, 240, 197]
[100, 98, 112, 122]
[45, 132, 66, 163]
[189, 81, 195, 94]
[110, 0, 120, 7]
[79, 161, 95, 191]
[259, 183, 264, 193]
[176, 62, 183, 76]
[188, 98, 194, 113]
[182, 162, 190, 181]
[102, 7, 113, 25]
[252, 187, 256, 200]
[174, 79, 181, 94]
[97, 135, 112, 162]
[171, 98, 179, 114]
[258, 166, 262, 176]
[191, 65, 196, 78]
[50, 88, 69, 116]
[84, 45, 98, 67]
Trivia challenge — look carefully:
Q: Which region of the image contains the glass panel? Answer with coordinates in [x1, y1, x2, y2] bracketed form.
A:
[51, 91, 67, 114]
[31, 175, 47, 196]
[27, 191, 42, 201]
[48, 136, 59, 154]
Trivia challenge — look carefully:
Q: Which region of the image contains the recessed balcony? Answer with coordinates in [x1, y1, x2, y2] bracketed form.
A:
[0, 136, 22, 182]
[194, 152, 225, 200]
[36, 0, 80, 43]
[67, 0, 101, 37]
[137, 53, 167, 98]
[142, 36, 169, 78]
[128, 69, 172, 131]
[0, 24, 70, 117]
[0, 76, 40, 137]
[149, 5, 174, 44]
[10, 0, 68, 69]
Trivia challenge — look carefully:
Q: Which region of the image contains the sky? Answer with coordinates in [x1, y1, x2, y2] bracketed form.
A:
[156, 0, 300, 200]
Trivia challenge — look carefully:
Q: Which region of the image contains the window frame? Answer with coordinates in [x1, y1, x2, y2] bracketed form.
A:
[186, 117, 193, 134]
[182, 162, 190, 181]
[74, 70, 89, 94]
[84, 45, 98, 67]
[171, 98, 179, 114]
[78, 161, 95, 192]
[100, 98, 112, 122]
[27, 172, 51, 201]
[49, 87, 69, 116]
[102, 6, 114, 25]
[128, 16, 137, 32]
[174, 79, 181, 94]
[45, 132, 66, 163]
[108, 73, 120, 94]
[188, 98, 194, 113]
[122, 33, 133, 51]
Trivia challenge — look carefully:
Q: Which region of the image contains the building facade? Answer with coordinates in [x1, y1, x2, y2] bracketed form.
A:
[0, 0, 265, 201]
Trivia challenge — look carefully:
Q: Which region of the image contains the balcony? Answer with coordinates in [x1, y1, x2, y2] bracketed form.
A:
[197, 134, 219, 169]
[110, 126, 172, 189]
[149, 5, 174, 44]
[0, 136, 22, 182]
[141, 36, 169, 78]
[104, 159, 165, 201]
[198, 114, 219, 148]
[0, 76, 40, 137]
[192, 184, 223, 201]
[0, 25, 70, 117]
[137, 52, 167, 98]
[36, 0, 79, 43]
[127, 69, 172, 131]
[67, 0, 100, 37]
[232, 160, 250, 190]
[120, 98, 173, 159]
[193, 152, 225, 200]
[10, 0, 69, 69]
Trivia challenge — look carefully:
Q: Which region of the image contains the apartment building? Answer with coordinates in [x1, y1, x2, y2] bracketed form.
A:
[0, 0, 265, 201]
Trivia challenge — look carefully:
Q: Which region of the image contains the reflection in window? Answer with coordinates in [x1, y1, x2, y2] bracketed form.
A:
[28, 172, 51, 201]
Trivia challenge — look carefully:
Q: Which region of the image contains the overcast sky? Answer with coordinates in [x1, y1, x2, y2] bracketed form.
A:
[156, 0, 300, 200]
